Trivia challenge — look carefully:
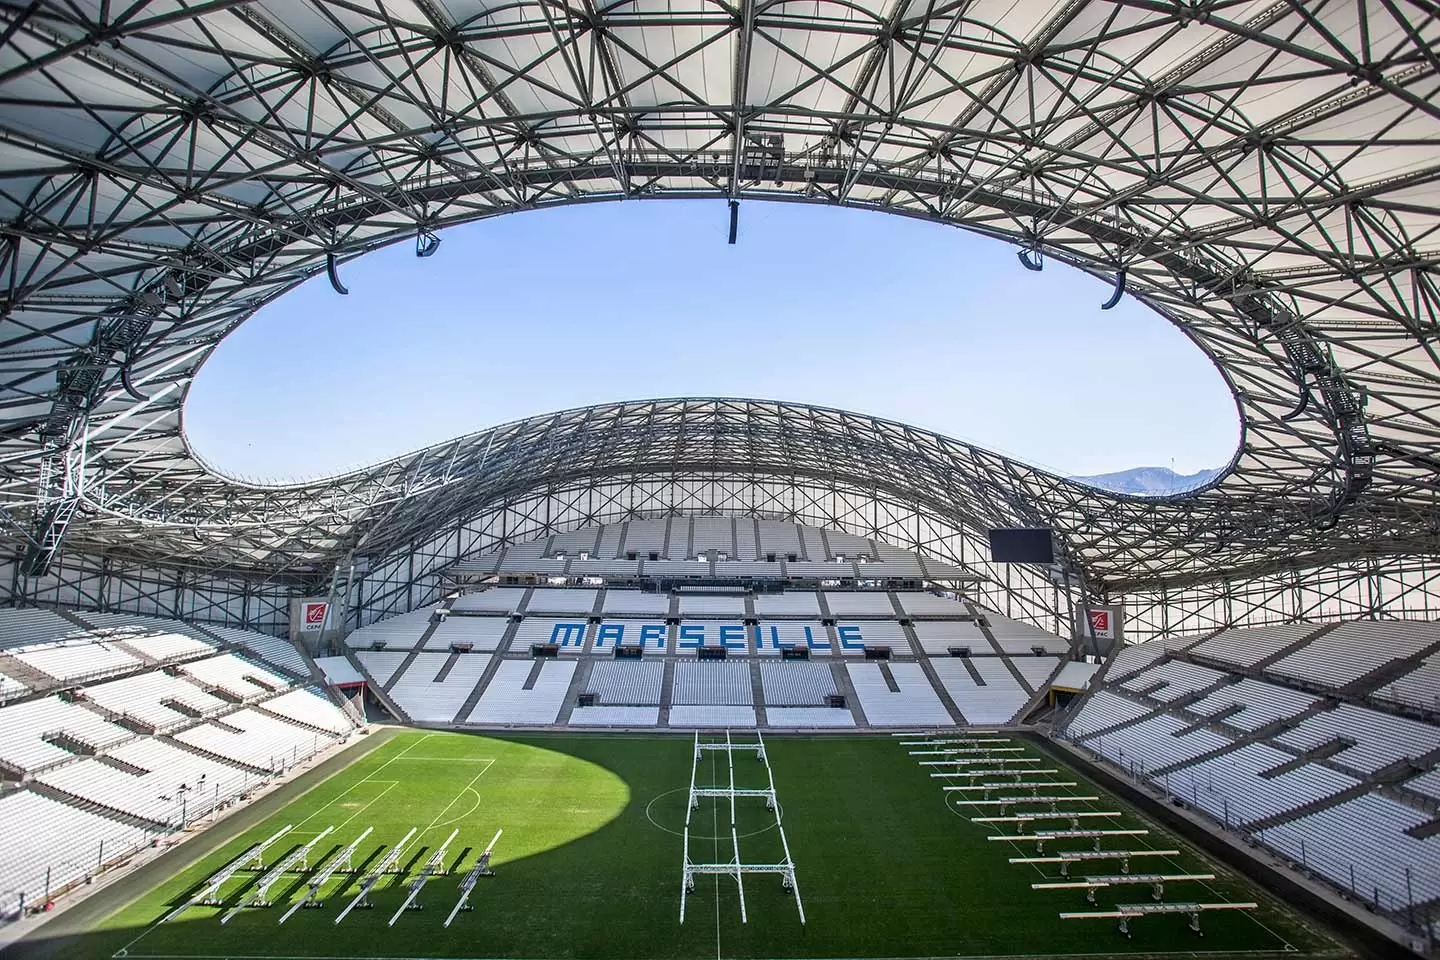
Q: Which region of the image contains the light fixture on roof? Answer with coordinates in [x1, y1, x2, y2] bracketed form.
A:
[416, 228, 440, 258]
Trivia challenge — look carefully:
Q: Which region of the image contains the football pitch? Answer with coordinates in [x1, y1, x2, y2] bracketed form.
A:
[31, 729, 1343, 959]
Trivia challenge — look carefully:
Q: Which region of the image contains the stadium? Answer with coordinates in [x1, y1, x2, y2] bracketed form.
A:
[0, 2, 1438, 959]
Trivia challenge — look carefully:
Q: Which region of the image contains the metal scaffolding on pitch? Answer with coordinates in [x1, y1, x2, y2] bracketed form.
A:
[221, 826, 334, 923]
[1035, 872, 1216, 905]
[1060, 901, 1258, 937]
[389, 828, 460, 926]
[1009, 849, 1181, 877]
[445, 828, 503, 928]
[943, 781, 1079, 793]
[165, 824, 293, 921]
[990, 828, 1149, 854]
[335, 826, 418, 925]
[280, 826, 374, 923]
[949, 794, 1098, 815]
[932, 767, 1059, 780]
[973, 811, 1121, 832]
[680, 730, 803, 926]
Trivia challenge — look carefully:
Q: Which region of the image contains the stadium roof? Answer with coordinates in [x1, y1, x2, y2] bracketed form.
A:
[0, 2, 1437, 594]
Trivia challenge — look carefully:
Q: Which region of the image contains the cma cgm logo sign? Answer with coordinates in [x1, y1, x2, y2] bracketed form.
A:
[545, 622, 872, 650]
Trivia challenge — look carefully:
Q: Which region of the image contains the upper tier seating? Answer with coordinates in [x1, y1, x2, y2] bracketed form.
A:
[1276, 703, 1440, 773]
[96, 628, 215, 663]
[872, 544, 923, 577]
[1377, 658, 1440, 711]
[526, 589, 598, 615]
[896, 592, 970, 616]
[912, 620, 987, 655]
[10, 637, 140, 685]
[601, 590, 671, 616]
[690, 517, 734, 555]
[757, 520, 803, 557]
[981, 613, 1071, 654]
[823, 591, 895, 616]
[1189, 623, 1319, 667]
[344, 609, 435, 649]
[0, 609, 79, 651]
[623, 519, 668, 556]
[677, 594, 747, 617]
[1268, 620, 1440, 689]
[428, 615, 509, 651]
[450, 588, 528, 614]
[73, 612, 215, 644]
[203, 625, 307, 677]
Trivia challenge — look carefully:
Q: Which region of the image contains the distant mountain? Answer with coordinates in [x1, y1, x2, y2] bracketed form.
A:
[1071, 466, 1224, 496]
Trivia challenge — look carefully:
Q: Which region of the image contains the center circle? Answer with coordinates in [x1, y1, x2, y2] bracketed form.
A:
[644, 787, 783, 840]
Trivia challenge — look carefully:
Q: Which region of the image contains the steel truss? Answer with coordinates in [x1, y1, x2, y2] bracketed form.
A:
[0, 4, 1435, 641]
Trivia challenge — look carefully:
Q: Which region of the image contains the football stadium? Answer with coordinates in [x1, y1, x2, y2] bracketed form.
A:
[0, 3, 1438, 960]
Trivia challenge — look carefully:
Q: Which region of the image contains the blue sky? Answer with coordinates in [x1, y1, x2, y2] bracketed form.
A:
[183, 200, 1238, 483]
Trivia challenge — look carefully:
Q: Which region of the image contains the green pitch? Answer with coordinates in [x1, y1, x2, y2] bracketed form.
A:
[42, 729, 1339, 959]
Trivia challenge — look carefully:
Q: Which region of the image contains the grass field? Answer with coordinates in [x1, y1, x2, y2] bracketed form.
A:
[31, 729, 1343, 960]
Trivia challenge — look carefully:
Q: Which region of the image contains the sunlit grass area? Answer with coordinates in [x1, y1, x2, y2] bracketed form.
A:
[34, 731, 1338, 959]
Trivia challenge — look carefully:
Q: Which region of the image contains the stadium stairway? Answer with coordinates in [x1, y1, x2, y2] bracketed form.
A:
[748, 659, 767, 726]
[830, 661, 868, 726]
[0, 653, 57, 693]
[553, 660, 592, 726]
[657, 660, 675, 726]
[452, 653, 508, 725]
